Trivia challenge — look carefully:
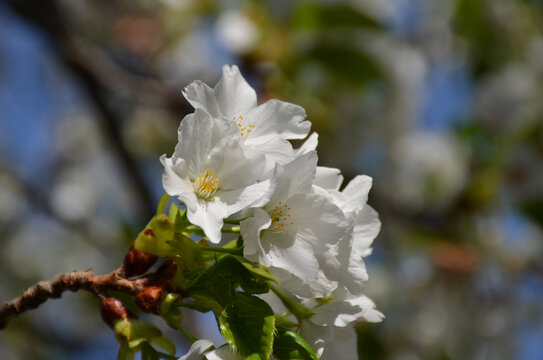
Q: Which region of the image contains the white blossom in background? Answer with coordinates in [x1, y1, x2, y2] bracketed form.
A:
[391, 131, 468, 210]
[161, 109, 274, 243]
[240, 152, 350, 285]
[183, 65, 311, 165]
[215, 10, 258, 54]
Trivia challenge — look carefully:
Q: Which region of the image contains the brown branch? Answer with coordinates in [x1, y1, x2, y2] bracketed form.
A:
[0, 266, 147, 330]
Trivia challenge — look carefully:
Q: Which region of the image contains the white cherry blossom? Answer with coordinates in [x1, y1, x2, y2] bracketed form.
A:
[161, 109, 273, 243]
[183, 65, 311, 164]
[177, 339, 214, 360]
[240, 152, 349, 285]
[271, 169, 380, 298]
[300, 288, 384, 360]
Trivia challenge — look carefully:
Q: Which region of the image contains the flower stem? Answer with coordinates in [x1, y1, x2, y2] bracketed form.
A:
[221, 226, 240, 233]
[184, 225, 206, 237]
[223, 218, 242, 225]
[167, 321, 198, 343]
[271, 284, 314, 323]
[155, 350, 178, 360]
[199, 247, 243, 255]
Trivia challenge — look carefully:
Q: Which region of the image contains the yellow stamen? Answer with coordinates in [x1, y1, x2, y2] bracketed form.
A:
[268, 202, 293, 233]
[194, 168, 219, 200]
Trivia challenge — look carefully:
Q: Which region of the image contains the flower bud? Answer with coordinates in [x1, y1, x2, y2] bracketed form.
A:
[100, 297, 135, 328]
[123, 240, 158, 277]
[135, 286, 166, 314]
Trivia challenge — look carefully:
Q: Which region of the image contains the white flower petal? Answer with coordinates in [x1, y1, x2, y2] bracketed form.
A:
[314, 167, 344, 191]
[205, 345, 243, 360]
[160, 156, 198, 212]
[173, 110, 239, 175]
[352, 205, 381, 257]
[289, 193, 350, 253]
[207, 137, 267, 190]
[254, 136, 297, 165]
[261, 231, 320, 281]
[341, 175, 373, 214]
[219, 179, 274, 217]
[186, 197, 228, 243]
[295, 132, 319, 156]
[270, 152, 317, 202]
[177, 339, 214, 360]
[182, 81, 222, 117]
[279, 267, 338, 299]
[299, 321, 332, 358]
[240, 208, 271, 262]
[244, 99, 310, 143]
[213, 65, 257, 118]
[319, 326, 357, 360]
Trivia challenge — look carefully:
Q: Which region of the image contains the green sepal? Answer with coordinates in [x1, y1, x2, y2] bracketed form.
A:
[218, 292, 276, 360]
[118, 343, 134, 360]
[156, 194, 171, 216]
[141, 343, 160, 360]
[114, 318, 176, 359]
[271, 285, 314, 323]
[273, 328, 319, 360]
[159, 293, 183, 326]
[113, 318, 161, 345]
[169, 203, 189, 231]
[134, 214, 176, 257]
[150, 336, 176, 355]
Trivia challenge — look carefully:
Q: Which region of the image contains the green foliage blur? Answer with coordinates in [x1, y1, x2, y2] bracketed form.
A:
[1, 0, 543, 359]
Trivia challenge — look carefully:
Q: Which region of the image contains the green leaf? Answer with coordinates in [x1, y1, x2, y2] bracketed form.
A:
[520, 199, 543, 229]
[156, 194, 171, 216]
[292, 3, 380, 30]
[273, 328, 319, 360]
[308, 44, 382, 87]
[187, 256, 273, 309]
[233, 256, 278, 283]
[219, 292, 276, 360]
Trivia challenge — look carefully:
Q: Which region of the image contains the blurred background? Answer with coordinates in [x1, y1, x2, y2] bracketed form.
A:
[1, 0, 543, 359]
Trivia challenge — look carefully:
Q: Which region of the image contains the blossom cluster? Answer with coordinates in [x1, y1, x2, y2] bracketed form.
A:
[161, 65, 383, 359]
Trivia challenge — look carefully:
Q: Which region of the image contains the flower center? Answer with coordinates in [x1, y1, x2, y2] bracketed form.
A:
[194, 168, 219, 200]
[233, 115, 255, 138]
[268, 201, 294, 234]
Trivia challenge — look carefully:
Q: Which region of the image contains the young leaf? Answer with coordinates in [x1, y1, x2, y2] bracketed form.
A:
[187, 256, 271, 308]
[273, 328, 319, 360]
[218, 292, 275, 360]
[135, 215, 176, 257]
